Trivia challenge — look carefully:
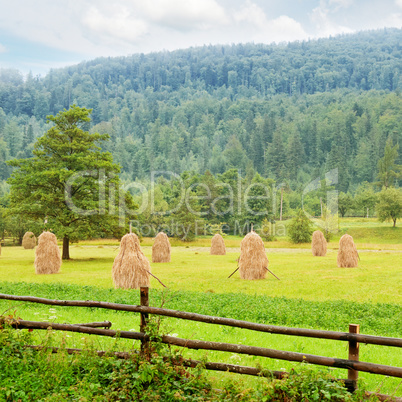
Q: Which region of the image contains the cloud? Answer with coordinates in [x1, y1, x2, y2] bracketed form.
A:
[138, 0, 229, 31]
[234, 2, 309, 43]
[311, 0, 354, 37]
[82, 6, 149, 44]
[233, 1, 267, 28]
[396, 0, 402, 9]
[260, 15, 309, 43]
[0, 1, 152, 57]
[0, 2, 96, 55]
[0, 43, 6, 53]
[329, 0, 354, 8]
[380, 12, 402, 28]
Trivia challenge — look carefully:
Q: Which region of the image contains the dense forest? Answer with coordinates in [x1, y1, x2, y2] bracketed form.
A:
[0, 28, 401, 237]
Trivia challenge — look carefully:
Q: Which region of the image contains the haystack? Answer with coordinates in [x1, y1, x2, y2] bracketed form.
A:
[210, 233, 226, 255]
[311, 230, 327, 256]
[22, 231, 37, 249]
[34, 231, 61, 274]
[337, 234, 359, 268]
[112, 233, 151, 289]
[238, 231, 268, 280]
[152, 232, 171, 263]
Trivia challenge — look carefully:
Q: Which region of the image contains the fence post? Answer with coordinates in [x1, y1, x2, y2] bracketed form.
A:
[140, 287, 149, 355]
[348, 324, 360, 391]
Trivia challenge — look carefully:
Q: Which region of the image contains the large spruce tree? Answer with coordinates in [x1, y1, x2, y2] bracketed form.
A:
[7, 105, 135, 259]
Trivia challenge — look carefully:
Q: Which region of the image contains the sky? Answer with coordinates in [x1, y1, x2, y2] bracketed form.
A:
[0, 0, 401, 77]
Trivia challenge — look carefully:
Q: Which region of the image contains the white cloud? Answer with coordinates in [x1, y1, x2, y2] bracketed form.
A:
[82, 6, 149, 44]
[0, 2, 95, 55]
[380, 12, 402, 28]
[234, 2, 308, 43]
[0, 0, 231, 57]
[396, 0, 402, 9]
[268, 15, 309, 42]
[329, 0, 354, 8]
[138, 0, 229, 30]
[0, 43, 6, 53]
[311, 1, 354, 37]
[233, 1, 267, 27]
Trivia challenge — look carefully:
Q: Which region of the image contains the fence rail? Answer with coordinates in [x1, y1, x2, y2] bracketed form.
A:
[1, 289, 401, 397]
[1, 293, 400, 347]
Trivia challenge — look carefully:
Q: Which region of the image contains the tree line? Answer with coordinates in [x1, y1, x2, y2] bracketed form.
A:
[0, 29, 401, 242]
[1, 105, 400, 248]
[1, 88, 400, 191]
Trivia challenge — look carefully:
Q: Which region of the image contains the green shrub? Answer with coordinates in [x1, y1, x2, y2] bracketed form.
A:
[255, 367, 380, 401]
[0, 324, 379, 401]
[287, 209, 313, 243]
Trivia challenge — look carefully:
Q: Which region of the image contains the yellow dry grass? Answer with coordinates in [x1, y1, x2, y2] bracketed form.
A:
[34, 232, 61, 274]
[238, 231, 268, 280]
[152, 232, 171, 263]
[210, 233, 226, 255]
[112, 233, 151, 288]
[312, 230, 327, 256]
[337, 234, 359, 268]
[22, 231, 37, 249]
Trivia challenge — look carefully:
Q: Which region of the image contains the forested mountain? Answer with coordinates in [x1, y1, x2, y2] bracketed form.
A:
[0, 28, 401, 195]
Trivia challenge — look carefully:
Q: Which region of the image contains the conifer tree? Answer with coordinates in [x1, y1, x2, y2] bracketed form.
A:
[7, 105, 136, 259]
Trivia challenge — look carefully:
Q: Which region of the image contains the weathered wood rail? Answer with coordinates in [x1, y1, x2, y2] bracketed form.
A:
[0, 289, 401, 398]
[1, 292, 400, 347]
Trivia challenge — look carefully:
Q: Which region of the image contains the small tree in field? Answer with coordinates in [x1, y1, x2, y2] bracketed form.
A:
[287, 209, 313, 243]
[7, 105, 136, 259]
[338, 192, 353, 217]
[376, 187, 402, 227]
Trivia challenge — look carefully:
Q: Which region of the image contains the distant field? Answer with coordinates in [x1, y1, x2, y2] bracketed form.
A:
[76, 217, 401, 249]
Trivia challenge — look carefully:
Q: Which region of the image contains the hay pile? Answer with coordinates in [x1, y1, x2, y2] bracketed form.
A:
[22, 231, 37, 249]
[337, 234, 359, 268]
[210, 233, 226, 255]
[152, 232, 171, 263]
[112, 233, 151, 289]
[311, 230, 327, 256]
[239, 231, 268, 280]
[34, 232, 61, 274]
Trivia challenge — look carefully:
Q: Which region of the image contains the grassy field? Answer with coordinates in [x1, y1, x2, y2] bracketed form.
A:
[1, 244, 400, 303]
[0, 220, 401, 396]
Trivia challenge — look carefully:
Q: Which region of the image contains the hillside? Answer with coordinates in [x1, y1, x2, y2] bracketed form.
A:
[0, 28, 401, 191]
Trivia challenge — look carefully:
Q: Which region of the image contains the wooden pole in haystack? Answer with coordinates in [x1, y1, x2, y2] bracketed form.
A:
[311, 230, 327, 256]
[210, 233, 226, 255]
[112, 233, 151, 289]
[152, 232, 171, 263]
[34, 232, 61, 274]
[22, 231, 37, 249]
[238, 231, 269, 280]
[337, 234, 359, 268]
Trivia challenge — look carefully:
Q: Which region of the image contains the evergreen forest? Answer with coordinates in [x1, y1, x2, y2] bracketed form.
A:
[0, 28, 401, 237]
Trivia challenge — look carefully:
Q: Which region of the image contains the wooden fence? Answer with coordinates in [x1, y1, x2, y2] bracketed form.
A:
[0, 288, 401, 399]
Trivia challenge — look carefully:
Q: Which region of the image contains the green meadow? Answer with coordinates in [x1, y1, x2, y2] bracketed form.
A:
[1, 244, 401, 303]
[0, 221, 401, 396]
